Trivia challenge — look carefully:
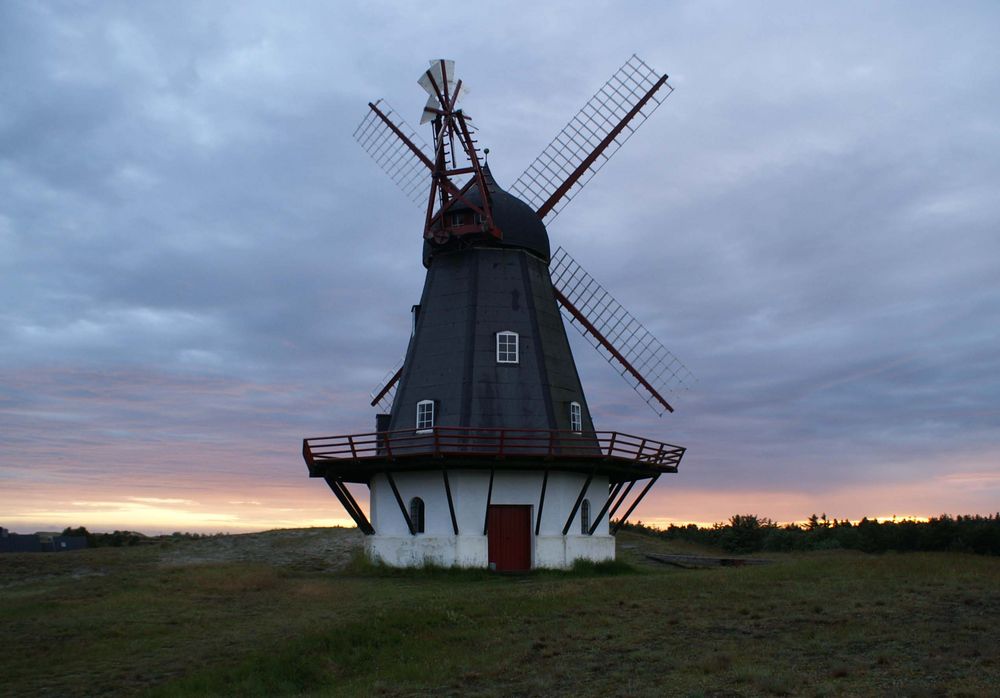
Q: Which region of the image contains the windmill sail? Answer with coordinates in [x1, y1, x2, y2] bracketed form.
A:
[419, 59, 468, 123]
[550, 247, 693, 416]
[369, 356, 404, 411]
[353, 100, 432, 207]
[510, 55, 673, 223]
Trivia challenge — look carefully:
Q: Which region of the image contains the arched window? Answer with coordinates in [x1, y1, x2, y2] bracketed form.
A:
[409, 497, 425, 534]
[569, 401, 582, 433]
[580, 498, 591, 534]
[496, 330, 519, 364]
[416, 400, 435, 433]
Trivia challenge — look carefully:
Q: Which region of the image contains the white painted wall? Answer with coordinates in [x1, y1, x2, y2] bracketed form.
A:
[366, 469, 614, 569]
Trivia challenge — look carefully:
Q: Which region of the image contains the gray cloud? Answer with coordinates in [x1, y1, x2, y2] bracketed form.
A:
[2, 0, 998, 529]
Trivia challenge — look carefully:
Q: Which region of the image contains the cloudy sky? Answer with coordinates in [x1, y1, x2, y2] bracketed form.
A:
[2, 1, 998, 533]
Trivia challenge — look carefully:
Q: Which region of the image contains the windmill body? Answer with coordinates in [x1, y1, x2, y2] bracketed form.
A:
[389, 171, 590, 437]
[303, 57, 690, 570]
[369, 171, 611, 567]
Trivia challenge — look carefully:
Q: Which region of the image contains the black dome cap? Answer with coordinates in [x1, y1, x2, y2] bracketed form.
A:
[422, 165, 551, 267]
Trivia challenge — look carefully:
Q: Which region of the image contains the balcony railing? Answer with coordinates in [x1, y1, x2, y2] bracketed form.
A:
[303, 426, 685, 472]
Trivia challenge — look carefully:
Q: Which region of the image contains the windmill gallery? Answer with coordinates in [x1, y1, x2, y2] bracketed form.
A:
[301, 57, 693, 571]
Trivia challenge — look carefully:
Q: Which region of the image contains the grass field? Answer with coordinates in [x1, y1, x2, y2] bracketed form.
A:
[1, 528, 997, 696]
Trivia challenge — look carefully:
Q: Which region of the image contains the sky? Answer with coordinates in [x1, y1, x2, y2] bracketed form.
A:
[2, 1, 998, 534]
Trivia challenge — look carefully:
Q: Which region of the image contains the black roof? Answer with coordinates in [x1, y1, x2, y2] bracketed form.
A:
[423, 165, 551, 267]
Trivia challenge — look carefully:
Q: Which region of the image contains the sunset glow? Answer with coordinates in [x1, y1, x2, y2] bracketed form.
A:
[2, 3, 999, 538]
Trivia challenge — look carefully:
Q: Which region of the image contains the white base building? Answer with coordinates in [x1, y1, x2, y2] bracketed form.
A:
[366, 470, 614, 569]
[303, 427, 682, 572]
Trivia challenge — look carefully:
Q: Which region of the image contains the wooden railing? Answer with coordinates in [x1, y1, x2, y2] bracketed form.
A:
[303, 427, 684, 471]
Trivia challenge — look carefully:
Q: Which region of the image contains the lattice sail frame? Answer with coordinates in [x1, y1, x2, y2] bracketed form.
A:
[357, 56, 691, 415]
[369, 356, 404, 412]
[550, 247, 693, 417]
[353, 100, 431, 207]
[510, 54, 673, 223]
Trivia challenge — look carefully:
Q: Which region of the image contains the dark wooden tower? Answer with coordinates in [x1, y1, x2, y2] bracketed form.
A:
[387, 167, 595, 436]
[303, 57, 693, 570]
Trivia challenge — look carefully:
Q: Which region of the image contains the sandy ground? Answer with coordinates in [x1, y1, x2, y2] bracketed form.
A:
[157, 527, 364, 572]
[0, 527, 365, 591]
[1, 527, 714, 591]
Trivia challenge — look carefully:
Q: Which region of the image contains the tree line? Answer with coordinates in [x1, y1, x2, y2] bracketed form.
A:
[622, 513, 1000, 555]
[60, 527, 222, 547]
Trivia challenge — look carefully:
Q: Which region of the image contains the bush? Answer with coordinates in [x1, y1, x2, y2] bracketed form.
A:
[618, 513, 1000, 555]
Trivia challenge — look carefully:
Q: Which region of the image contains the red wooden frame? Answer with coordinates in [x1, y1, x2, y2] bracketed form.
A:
[304, 426, 684, 472]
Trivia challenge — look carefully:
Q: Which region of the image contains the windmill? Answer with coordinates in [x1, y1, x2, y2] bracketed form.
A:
[302, 56, 691, 570]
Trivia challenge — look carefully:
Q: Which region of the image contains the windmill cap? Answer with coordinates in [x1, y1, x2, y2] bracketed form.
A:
[423, 165, 551, 267]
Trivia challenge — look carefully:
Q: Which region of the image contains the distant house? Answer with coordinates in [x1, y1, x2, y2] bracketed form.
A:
[0, 527, 87, 553]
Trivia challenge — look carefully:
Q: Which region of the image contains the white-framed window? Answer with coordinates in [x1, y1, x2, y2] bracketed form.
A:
[570, 401, 582, 433]
[450, 212, 464, 226]
[580, 498, 591, 534]
[416, 400, 435, 433]
[409, 497, 425, 534]
[410, 304, 420, 337]
[497, 330, 519, 364]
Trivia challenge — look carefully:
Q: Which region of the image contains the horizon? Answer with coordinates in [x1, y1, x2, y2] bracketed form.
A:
[8, 511, 991, 539]
[3, 2, 999, 535]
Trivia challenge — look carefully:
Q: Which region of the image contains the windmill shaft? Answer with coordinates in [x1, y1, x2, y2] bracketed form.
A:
[535, 73, 668, 220]
[553, 287, 674, 413]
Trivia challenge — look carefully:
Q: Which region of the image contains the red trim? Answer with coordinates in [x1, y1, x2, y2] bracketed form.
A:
[553, 287, 674, 414]
[369, 367, 403, 407]
[535, 74, 669, 220]
[367, 102, 434, 171]
[303, 426, 683, 471]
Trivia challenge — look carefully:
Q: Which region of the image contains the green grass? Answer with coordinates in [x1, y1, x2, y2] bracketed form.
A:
[1, 529, 998, 696]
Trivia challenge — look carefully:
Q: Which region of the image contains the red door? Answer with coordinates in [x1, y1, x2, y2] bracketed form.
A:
[487, 505, 532, 572]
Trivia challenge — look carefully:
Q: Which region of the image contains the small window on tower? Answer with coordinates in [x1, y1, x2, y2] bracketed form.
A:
[497, 331, 519, 364]
[570, 401, 582, 433]
[450, 212, 464, 226]
[581, 498, 591, 534]
[416, 400, 435, 433]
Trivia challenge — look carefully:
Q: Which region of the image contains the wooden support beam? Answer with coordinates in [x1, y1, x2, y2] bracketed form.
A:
[337, 480, 375, 536]
[323, 477, 374, 535]
[482, 468, 494, 535]
[442, 470, 459, 535]
[608, 479, 637, 521]
[562, 471, 594, 535]
[611, 475, 660, 534]
[535, 469, 549, 536]
[588, 481, 624, 536]
[384, 471, 415, 536]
